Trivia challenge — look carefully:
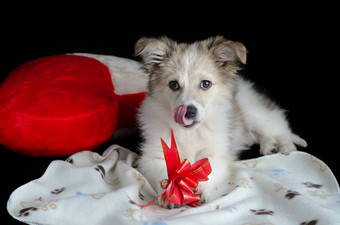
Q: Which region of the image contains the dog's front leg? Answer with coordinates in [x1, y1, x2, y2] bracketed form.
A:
[195, 153, 234, 205]
[138, 156, 183, 209]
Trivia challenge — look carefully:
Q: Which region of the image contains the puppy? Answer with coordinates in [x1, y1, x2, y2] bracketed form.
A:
[135, 36, 307, 208]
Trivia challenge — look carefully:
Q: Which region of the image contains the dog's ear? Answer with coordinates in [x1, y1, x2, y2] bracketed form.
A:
[134, 36, 174, 73]
[208, 36, 247, 69]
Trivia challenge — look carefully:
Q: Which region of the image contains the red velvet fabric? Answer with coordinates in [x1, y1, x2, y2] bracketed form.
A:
[116, 92, 146, 129]
[0, 55, 120, 156]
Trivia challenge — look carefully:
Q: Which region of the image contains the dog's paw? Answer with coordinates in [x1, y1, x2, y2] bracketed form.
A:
[260, 136, 278, 155]
[277, 141, 297, 155]
[197, 194, 209, 205]
[194, 186, 210, 206]
[260, 136, 297, 155]
[158, 194, 181, 209]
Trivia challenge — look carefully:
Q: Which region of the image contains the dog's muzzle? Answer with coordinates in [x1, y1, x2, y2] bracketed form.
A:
[172, 105, 197, 127]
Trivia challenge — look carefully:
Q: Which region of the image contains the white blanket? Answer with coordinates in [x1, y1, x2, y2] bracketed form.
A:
[7, 145, 340, 225]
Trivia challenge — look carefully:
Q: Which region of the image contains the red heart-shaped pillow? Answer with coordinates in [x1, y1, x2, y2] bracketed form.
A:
[0, 55, 120, 156]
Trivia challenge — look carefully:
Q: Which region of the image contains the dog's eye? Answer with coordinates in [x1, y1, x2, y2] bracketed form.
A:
[200, 80, 212, 90]
[169, 81, 180, 91]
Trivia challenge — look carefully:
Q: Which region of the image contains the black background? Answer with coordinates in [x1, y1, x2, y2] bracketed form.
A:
[1, 4, 338, 224]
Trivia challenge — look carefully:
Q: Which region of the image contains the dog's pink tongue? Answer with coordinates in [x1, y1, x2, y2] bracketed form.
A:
[172, 105, 194, 126]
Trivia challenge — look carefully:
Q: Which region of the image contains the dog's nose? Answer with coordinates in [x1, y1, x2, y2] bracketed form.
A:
[185, 105, 197, 119]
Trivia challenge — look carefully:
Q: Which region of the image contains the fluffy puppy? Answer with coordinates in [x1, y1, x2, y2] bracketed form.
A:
[135, 36, 307, 208]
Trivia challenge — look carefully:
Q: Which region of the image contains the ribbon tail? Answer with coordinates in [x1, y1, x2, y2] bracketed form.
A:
[136, 190, 166, 208]
[161, 129, 181, 177]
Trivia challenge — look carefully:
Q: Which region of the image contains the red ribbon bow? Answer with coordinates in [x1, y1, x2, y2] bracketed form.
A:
[139, 129, 212, 208]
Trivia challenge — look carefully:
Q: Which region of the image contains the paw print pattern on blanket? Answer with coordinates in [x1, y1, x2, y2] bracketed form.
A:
[300, 219, 319, 225]
[17, 198, 59, 218]
[272, 169, 292, 175]
[307, 190, 329, 199]
[249, 209, 275, 215]
[131, 172, 146, 190]
[124, 208, 144, 221]
[273, 183, 301, 200]
[131, 171, 149, 203]
[238, 177, 252, 189]
[303, 182, 323, 189]
[143, 222, 167, 225]
[7, 149, 340, 224]
[302, 181, 329, 199]
[18, 206, 38, 217]
[274, 180, 332, 203]
[94, 164, 120, 185]
[285, 190, 301, 199]
[242, 159, 258, 168]
[95, 165, 105, 178]
[51, 187, 65, 195]
[225, 206, 238, 213]
[309, 156, 326, 172]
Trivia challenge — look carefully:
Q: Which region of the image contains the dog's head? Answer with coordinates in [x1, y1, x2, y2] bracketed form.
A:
[135, 36, 246, 129]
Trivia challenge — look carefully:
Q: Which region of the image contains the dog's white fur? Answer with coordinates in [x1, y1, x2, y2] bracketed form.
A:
[135, 36, 307, 208]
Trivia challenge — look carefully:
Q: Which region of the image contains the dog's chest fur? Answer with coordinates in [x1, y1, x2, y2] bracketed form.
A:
[138, 94, 234, 163]
[173, 122, 231, 163]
